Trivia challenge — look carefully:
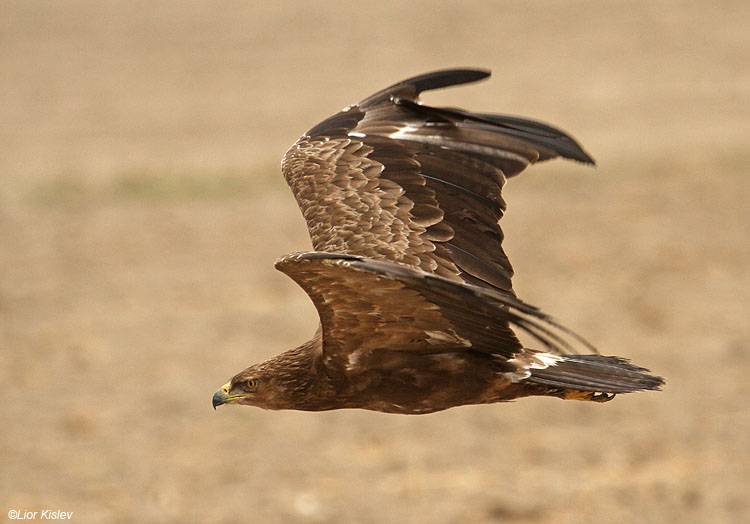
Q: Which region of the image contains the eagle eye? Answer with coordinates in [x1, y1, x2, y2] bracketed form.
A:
[245, 379, 258, 391]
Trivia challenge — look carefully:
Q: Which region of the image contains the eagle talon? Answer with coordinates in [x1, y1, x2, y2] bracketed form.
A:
[591, 392, 615, 403]
[562, 389, 616, 402]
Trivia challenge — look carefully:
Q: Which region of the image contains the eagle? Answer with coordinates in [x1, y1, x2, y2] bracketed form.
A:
[212, 68, 664, 414]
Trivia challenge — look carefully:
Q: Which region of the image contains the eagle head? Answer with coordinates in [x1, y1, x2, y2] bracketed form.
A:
[212, 337, 332, 411]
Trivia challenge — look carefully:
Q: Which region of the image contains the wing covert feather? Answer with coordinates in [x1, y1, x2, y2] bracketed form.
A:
[281, 69, 594, 294]
[275, 252, 595, 372]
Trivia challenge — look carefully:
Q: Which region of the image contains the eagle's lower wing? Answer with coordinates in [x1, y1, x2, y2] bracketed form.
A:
[281, 68, 594, 293]
[275, 252, 594, 372]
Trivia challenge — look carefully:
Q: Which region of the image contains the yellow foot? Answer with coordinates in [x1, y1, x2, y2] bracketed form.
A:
[563, 390, 616, 403]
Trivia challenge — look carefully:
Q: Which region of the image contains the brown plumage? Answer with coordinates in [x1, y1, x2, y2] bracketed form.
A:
[212, 68, 664, 414]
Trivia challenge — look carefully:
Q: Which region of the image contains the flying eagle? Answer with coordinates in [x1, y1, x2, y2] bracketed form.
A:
[212, 68, 664, 414]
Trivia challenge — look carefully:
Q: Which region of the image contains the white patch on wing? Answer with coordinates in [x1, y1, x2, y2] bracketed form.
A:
[424, 330, 472, 347]
[388, 125, 529, 166]
[504, 352, 565, 383]
[348, 131, 366, 138]
[388, 124, 422, 141]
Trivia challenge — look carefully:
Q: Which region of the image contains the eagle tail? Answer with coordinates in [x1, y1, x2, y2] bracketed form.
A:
[526, 355, 664, 395]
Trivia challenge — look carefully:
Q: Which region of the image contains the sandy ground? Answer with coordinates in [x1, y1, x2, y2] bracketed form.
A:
[1, 1, 749, 523]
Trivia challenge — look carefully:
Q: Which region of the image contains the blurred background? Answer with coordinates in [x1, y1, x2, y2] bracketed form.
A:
[1, 1, 748, 523]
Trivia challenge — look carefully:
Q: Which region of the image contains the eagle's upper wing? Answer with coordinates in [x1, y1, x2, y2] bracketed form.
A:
[275, 252, 594, 373]
[281, 68, 594, 293]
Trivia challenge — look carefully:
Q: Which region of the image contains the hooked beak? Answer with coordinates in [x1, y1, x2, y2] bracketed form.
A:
[212, 382, 232, 410]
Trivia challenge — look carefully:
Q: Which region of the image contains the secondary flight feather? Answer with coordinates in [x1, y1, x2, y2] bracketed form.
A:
[212, 68, 663, 414]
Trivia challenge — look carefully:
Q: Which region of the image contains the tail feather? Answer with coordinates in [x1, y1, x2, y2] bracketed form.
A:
[527, 355, 665, 394]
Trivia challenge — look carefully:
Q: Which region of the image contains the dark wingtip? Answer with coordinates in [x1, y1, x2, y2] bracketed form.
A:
[359, 68, 491, 108]
[473, 112, 596, 166]
[404, 68, 492, 94]
[568, 148, 596, 166]
[570, 146, 596, 166]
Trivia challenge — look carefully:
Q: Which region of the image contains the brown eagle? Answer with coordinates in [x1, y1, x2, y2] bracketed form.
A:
[212, 68, 663, 414]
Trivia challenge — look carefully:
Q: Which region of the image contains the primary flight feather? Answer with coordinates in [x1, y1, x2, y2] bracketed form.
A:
[212, 68, 663, 414]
